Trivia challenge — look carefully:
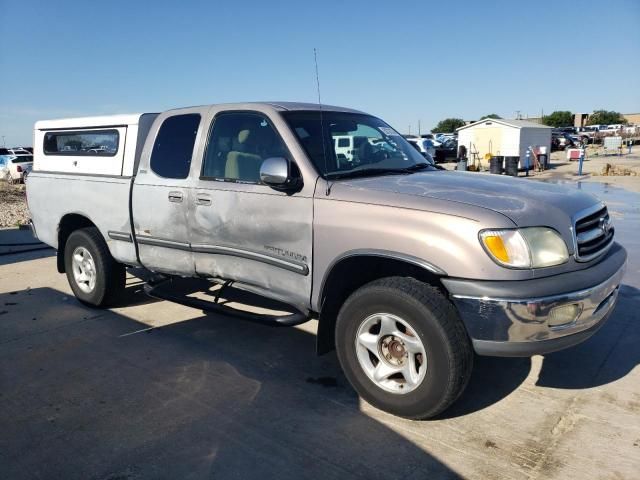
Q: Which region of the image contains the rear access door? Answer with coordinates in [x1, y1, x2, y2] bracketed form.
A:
[132, 108, 207, 275]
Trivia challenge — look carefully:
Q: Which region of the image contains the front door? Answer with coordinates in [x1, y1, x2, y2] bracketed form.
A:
[189, 110, 313, 311]
[132, 112, 203, 275]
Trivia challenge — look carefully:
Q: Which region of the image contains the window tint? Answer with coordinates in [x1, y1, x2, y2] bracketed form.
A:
[43, 130, 119, 156]
[337, 138, 350, 147]
[150, 114, 200, 179]
[202, 112, 288, 183]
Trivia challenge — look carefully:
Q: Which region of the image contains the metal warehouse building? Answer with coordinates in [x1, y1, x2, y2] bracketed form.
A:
[457, 118, 552, 167]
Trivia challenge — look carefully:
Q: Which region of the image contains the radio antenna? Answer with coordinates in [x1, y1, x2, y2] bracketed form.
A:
[314, 48, 331, 195]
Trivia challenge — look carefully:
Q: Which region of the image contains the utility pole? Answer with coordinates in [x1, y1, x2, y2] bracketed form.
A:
[418, 120, 421, 137]
[408, 125, 411, 135]
[1, 136, 5, 147]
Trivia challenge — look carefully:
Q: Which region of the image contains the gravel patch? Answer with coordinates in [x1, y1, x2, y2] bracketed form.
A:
[0, 181, 29, 227]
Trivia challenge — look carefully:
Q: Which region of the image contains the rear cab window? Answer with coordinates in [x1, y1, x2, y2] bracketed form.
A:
[150, 114, 201, 179]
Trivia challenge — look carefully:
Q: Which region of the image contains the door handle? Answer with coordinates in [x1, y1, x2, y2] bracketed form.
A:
[195, 194, 212, 206]
[168, 191, 183, 203]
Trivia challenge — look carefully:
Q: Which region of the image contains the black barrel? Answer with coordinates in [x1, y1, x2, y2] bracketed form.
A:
[505, 156, 519, 176]
[538, 154, 548, 170]
[489, 156, 503, 174]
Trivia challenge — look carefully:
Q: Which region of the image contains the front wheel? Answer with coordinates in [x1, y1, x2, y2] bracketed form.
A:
[335, 277, 473, 419]
[64, 227, 125, 307]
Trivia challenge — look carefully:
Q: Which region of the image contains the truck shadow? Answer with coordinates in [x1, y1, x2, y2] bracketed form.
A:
[1, 282, 638, 478]
[0, 286, 462, 480]
[0, 247, 54, 266]
[425, 283, 640, 419]
[0, 228, 55, 266]
[536, 284, 640, 390]
[437, 356, 531, 419]
[108, 273, 162, 308]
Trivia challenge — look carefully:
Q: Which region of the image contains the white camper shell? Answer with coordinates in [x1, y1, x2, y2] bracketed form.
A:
[34, 113, 157, 176]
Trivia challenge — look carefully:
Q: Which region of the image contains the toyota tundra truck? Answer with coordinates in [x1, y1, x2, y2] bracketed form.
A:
[26, 102, 627, 419]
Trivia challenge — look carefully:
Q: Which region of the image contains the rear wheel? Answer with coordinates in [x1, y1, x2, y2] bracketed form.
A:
[64, 227, 125, 307]
[335, 277, 473, 419]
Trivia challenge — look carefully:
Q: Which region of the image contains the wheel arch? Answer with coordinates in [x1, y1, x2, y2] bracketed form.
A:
[56, 213, 98, 273]
[316, 251, 447, 355]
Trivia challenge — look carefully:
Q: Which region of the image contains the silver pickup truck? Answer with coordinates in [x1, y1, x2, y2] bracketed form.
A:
[27, 102, 627, 419]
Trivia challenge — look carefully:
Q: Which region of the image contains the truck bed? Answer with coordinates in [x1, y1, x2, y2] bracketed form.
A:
[28, 113, 158, 266]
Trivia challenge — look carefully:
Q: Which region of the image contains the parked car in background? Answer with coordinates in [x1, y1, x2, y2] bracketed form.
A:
[0, 155, 9, 179]
[576, 126, 600, 143]
[6, 147, 32, 155]
[569, 134, 585, 146]
[22, 162, 33, 181]
[8, 155, 34, 183]
[552, 131, 576, 150]
[0, 148, 34, 183]
[407, 137, 436, 158]
[419, 134, 442, 147]
[556, 126, 577, 134]
[434, 133, 455, 144]
[600, 125, 623, 135]
[434, 137, 458, 162]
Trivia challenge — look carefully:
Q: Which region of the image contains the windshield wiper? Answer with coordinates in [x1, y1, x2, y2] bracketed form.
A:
[325, 162, 434, 181]
[402, 162, 432, 172]
[325, 168, 411, 180]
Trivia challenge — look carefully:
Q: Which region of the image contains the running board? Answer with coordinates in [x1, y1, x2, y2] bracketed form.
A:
[143, 278, 309, 327]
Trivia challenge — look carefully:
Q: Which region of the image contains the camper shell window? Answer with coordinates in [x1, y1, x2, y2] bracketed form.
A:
[43, 130, 120, 156]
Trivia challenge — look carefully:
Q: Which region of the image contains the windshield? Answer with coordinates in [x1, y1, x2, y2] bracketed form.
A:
[283, 111, 435, 178]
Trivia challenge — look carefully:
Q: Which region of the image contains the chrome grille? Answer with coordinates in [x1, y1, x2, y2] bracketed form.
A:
[574, 205, 614, 261]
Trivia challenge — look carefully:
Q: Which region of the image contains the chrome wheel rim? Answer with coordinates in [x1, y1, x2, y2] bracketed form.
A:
[355, 313, 427, 394]
[71, 246, 97, 294]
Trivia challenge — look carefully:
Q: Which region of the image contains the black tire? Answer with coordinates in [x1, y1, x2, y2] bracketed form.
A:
[335, 277, 473, 419]
[64, 227, 125, 307]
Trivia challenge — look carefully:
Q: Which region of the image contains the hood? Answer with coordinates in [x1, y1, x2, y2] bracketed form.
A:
[334, 171, 600, 243]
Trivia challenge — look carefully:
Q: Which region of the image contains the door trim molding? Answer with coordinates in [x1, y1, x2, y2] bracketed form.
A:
[108, 231, 133, 242]
[191, 243, 309, 275]
[136, 234, 191, 251]
[128, 233, 309, 275]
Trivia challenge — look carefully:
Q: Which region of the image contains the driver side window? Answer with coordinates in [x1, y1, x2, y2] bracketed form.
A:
[201, 112, 289, 183]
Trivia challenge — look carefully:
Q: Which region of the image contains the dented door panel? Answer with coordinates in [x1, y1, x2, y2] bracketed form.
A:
[189, 182, 313, 312]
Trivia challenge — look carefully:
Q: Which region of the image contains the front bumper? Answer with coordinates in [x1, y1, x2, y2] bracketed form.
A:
[443, 243, 627, 357]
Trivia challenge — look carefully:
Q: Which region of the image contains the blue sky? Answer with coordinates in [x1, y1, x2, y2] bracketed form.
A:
[1, 0, 639, 145]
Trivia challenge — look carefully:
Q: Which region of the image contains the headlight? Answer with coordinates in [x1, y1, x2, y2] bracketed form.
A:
[480, 227, 569, 268]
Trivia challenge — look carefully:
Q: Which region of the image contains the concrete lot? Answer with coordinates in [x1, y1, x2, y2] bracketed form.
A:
[1, 180, 639, 480]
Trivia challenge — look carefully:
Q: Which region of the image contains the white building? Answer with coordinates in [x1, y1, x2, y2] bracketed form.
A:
[457, 118, 552, 167]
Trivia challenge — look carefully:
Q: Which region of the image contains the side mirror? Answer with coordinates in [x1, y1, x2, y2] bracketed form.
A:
[260, 157, 301, 192]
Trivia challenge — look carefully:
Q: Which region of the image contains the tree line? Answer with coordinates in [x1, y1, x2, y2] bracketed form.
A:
[431, 110, 628, 133]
